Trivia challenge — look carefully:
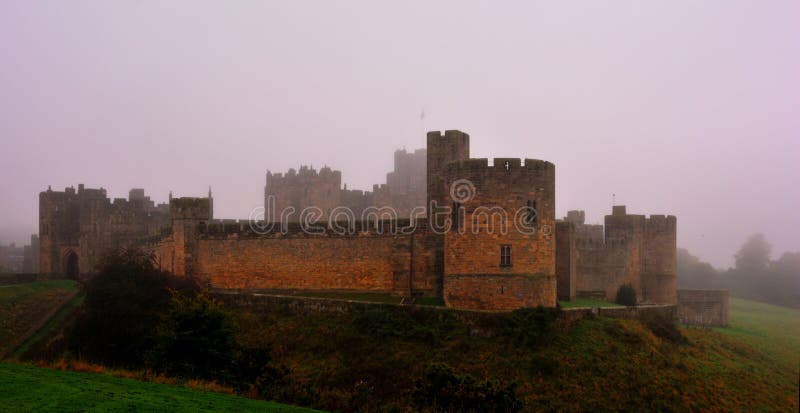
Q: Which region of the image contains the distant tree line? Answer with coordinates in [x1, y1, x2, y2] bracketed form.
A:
[678, 234, 800, 308]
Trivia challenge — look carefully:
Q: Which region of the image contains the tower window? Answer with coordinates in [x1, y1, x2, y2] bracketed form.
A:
[500, 244, 512, 267]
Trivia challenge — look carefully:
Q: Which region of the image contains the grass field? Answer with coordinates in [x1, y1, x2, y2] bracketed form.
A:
[0, 362, 318, 412]
[230, 296, 799, 411]
[10, 292, 85, 359]
[0, 280, 77, 357]
[558, 298, 623, 308]
[4, 278, 798, 412]
[284, 291, 446, 306]
[715, 297, 800, 374]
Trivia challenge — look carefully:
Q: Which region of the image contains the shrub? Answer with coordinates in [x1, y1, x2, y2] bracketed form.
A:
[69, 248, 199, 368]
[233, 346, 288, 399]
[413, 363, 523, 412]
[645, 314, 688, 345]
[615, 284, 637, 307]
[350, 307, 454, 343]
[503, 306, 561, 349]
[529, 354, 560, 377]
[147, 292, 238, 381]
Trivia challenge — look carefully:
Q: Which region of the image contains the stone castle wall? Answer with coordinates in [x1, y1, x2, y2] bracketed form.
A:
[560, 206, 677, 305]
[149, 205, 442, 298]
[677, 289, 728, 326]
[574, 239, 630, 299]
[39, 129, 677, 312]
[443, 274, 556, 311]
[555, 221, 576, 301]
[426, 130, 557, 310]
[39, 185, 171, 276]
[265, 148, 426, 221]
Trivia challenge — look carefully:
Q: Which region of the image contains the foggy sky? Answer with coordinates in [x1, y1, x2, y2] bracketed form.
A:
[1, 1, 798, 268]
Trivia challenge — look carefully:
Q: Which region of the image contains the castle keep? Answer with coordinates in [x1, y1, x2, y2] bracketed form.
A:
[264, 148, 426, 221]
[555, 206, 678, 304]
[39, 130, 677, 310]
[38, 186, 177, 277]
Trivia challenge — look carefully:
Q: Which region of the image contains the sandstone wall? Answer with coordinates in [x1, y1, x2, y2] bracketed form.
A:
[677, 289, 728, 326]
[172, 218, 441, 297]
[441, 158, 556, 277]
[443, 274, 557, 311]
[642, 215, 678, 304]
[574, 240, 630, 300]
[555, 221, 576, 301]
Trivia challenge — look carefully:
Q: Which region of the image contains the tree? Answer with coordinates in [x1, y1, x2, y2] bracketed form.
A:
[734, 233, 771, 273]
[70, 248, 200, 368]
[148, 292, 237, 380]
[677, 248, 718, 289]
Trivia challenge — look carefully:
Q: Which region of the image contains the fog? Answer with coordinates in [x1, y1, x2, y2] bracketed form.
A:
[1, 1, 798, 268]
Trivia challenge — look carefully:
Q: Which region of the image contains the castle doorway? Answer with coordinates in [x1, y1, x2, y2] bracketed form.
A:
[65, 251, 79, 279]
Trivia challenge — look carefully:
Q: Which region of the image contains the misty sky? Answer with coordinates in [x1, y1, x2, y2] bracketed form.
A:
[1, 1, 798, 268]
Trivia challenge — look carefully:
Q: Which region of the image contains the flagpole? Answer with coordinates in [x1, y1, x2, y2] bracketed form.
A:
[420, 108, 426, 139]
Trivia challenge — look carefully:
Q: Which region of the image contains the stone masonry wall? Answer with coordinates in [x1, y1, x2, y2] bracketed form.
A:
[39, 185, 171, 276]
[574, 240, 630, 300]
[441, 158, 556, 278]
[642, 215, 678, 304]
[214, 291, 676, 337]
[567, 206, 677, 305]
[555, 221, 576, 301]
[436, 155, 557, 310]
[677, 289, 728, 326]
[443, 274, 557, 311]
[173, 219, 442, 297]
[199, 236, 399, 292]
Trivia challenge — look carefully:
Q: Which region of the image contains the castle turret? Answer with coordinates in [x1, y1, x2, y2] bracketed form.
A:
[426, 130, 469, 218]
[170, 197, 211, 278]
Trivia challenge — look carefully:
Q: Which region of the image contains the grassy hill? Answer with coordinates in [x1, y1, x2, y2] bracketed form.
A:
[4, 276, 798, 412]
[227, 297, 799, 412]
[716, 297, 800, 376]
[0, 280, 77, 357]
[0, 362, 318, 412]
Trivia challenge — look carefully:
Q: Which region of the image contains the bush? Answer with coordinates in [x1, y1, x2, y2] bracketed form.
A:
[413, 363, 523, 412]
[350, 307, 455, 343]
[615, 284, 637, 307]
[529, 354, 560, 377]
[69, 248, 199, 368]
[147, 292, 238, 380]
[503, 306, 561, 349]
[233, 346, 289, 399]
[645, 314, 688, 345]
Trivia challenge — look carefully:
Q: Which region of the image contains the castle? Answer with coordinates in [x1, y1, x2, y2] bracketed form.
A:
[38, 130, 677, 311]
[264, 147, 426, 220]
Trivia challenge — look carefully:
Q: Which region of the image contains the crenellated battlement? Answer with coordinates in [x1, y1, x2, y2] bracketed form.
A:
[443, 157, 553, 176]
[267, 165, 342, 183]
[37, 128, 677, 312]
[575, 237, 627, 249]
[170, 197, 211, 220]
[196, 217, 426, 239]
[38, 185, 172, 276]
[645, 214, 677, 230]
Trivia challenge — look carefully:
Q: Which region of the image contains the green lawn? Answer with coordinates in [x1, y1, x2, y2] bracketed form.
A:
[715, 297, 800, 369]
[10, 293, 85, 359]
[0, 280, 77, 300]
[285, 291, 445, 306]
[558, 298, 622, 308]
[0, 280, 78, 357]
[0, 362, 319, 412]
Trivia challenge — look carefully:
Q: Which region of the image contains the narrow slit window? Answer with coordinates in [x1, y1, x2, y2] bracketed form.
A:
[500, 244, 512, 267]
